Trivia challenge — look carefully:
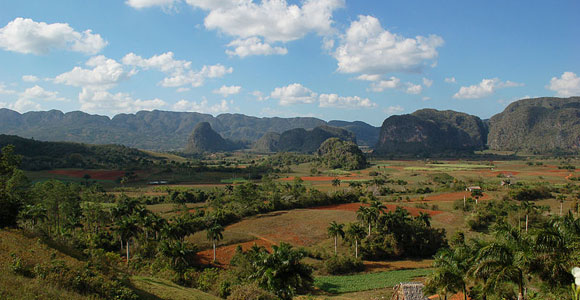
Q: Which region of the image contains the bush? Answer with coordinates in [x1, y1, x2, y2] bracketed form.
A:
[324, 255, 364, 275]
[227, 283, 279, 300]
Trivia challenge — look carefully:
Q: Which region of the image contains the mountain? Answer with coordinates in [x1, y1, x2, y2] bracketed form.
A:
[0, 109, 379, 150]
[327, 120, 380, 147]
[185, 122, 239, 153]
[0, 134, 154, 170]
[253, 125, 356, 153]
[317, 138, 367, 170]
[375, 109, 488, 155]
[488, 97, 580, 153]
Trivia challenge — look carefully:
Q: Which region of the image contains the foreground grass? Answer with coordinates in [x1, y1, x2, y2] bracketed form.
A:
[315, 268, 432, 294]
[131, 276, 220, 300]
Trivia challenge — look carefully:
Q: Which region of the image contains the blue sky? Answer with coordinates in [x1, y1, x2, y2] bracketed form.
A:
[0, 0, 578, 126]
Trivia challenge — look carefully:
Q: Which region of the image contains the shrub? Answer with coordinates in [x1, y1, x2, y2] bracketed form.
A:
[324, 255, 364, 275]
[227, 283, 278, 300]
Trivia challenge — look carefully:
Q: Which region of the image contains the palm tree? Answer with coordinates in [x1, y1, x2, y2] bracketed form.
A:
[206, 222, 224, 263]
[357, 206, 379, 236]
[117, 216, 140, 265]
[557, 194, 567, 216]
[370, 200, 387, 214]
[327, 221, 345, 255]
[345, 222, 366, 258]
[520, 201, 539, 233]
[471, 222, 532, 300]
[251, 242, 313, 300]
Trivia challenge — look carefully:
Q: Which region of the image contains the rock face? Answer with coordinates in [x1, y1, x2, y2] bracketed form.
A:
[488, 97, 580, 153]
[185, 122, 237, 153]
[375, 109, 488, 155]
[253, 125, 356, 153]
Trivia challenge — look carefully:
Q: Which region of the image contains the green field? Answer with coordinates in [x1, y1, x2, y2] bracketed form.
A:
[315, 268, 432, 293]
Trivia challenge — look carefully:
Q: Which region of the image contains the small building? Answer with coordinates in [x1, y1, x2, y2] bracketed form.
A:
[466, 186, 481, 192]
[391, 282, 429, 300]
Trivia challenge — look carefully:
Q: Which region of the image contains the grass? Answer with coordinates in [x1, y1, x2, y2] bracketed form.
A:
[315, 268, 432, 294]
[131, 276, 221, 300]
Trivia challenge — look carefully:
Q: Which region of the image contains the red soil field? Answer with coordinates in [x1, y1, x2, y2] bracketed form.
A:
[48, 169, 127, 180]
[311, 202, 443, 216]
[196, 238, 274, 266]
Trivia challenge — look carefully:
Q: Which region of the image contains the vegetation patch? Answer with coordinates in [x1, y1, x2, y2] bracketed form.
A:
[315, 268, 432, 293]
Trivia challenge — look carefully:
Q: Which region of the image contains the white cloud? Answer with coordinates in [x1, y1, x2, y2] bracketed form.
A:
[122, 52, 232, 88]
[334, 15, 443, 75]
[547, 71, 580, 97]
[225, 37, 288, 57]
[79, 88, 166, 114]
[422, 77, 433, 88]
[160, 64, 233, 88]
[127, 0, 344, 56]
[319, 93, 376, 108]
[445, 77, 456, 83]
[22, 75, 39, 82]
[422, 96, 431, 101]
[270, 83, 318, 106]
[122, 52, 191, 73]
[384, 105, 404, 115]
[356, 74, 382, 82]
[192, 0, 344, 43]
[54, 55, 131, 90]
[1, 98, 42, 112]
[453, 78, 523, 99]
[213, 85, 241, 97]
[176, 87, 191, 93]
[173, 98, 230, 114]
[0, 83, 16, 94]
[405, 83, 423, 94]
[370, 77, 401, 92]
[0, 17, 107, 55]
[251, 90, 267, 101]
[20, 85, 67, 102]
[125, 0, 179, 9]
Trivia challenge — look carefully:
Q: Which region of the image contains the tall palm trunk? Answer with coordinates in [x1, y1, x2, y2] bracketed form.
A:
[355, 239, 358, 258]
[525, 214, 529, 232]
[368, 222, 371, 236]
[126, 239, 130, 265]
[213, 240, 216, 262]
[334, 235, 337, 254]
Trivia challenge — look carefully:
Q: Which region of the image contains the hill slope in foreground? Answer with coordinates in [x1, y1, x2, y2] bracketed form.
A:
[0, 229, 218, 300]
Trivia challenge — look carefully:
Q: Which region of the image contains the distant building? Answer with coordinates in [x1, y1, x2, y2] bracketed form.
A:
[466, 186, 481, 192]
[391, 282, 429, 300]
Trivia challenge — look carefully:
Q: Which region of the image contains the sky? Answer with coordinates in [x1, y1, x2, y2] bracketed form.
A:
[0, 0, 579, 126]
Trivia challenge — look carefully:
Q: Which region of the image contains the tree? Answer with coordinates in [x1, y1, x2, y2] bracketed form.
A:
[417, 212, 432, 227]
[331, 178, 341, 192]
[345, 222, 366, 258]
[327, 221, 345, 255]
[251, 242, 313, 300]
[206, 222, 224, 263]
[0, 145, 28, 228]
[357, 206, 379, 236]
[117, 215, 141, 265]
[159, 240, 197, 280]
[557, 194, 567, 216]
[471, 223, 533, 300]
[520, 201, 539, 233]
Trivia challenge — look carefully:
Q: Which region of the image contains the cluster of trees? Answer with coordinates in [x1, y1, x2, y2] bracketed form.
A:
[317, 138, 368, 170]
[426, 214, 580, 300]
[325, 201, 447, 262]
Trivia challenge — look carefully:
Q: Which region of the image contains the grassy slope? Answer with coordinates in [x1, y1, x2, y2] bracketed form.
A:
[0, 229, 218, 300]
[131, 276, 221, 300]
[0, 229, 95, 300]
